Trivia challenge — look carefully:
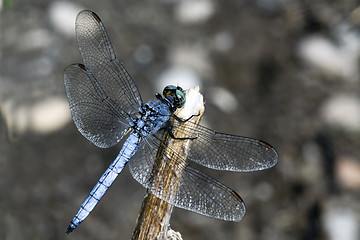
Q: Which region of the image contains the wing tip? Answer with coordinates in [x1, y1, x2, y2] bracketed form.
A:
[258, 139, 279, 166]
[230, 190, 246, 221]
[90, 11, 102, 23]
[76, 10, 102, 25]
[63, 63, 87, 77]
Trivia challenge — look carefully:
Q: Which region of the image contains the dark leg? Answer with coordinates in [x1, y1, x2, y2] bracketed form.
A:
[172, 113, 200, 123]
[166, 124, 198, 140]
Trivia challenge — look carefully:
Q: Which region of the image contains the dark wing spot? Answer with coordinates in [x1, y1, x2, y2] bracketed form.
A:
[78, 64, 86, 70]
[259, 140, 273, 149]
[231, 191, 243, 203]
[91, 11, 102, 23]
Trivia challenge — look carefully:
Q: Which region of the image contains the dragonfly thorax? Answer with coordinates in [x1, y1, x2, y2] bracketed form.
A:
[131, 99, 173, 136]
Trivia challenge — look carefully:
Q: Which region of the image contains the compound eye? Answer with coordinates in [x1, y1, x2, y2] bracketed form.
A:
[175, 89, 186, 108]
[163, 85, 177, 97]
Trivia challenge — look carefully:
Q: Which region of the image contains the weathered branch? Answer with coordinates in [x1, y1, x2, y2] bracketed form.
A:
[132, 86, 204, 240]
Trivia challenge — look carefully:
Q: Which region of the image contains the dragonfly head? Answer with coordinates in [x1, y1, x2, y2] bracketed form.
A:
[163, 85, 186, 111]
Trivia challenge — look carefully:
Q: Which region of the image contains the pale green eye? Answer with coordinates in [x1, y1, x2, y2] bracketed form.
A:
[176, 90, 186, 108]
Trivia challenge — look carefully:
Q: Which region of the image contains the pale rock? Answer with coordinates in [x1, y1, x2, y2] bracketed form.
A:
[321, 94, 360, 132]
[48, 1, 83, 36]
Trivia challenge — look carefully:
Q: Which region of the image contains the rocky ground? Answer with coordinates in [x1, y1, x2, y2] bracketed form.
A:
[1, 0, 360, 240]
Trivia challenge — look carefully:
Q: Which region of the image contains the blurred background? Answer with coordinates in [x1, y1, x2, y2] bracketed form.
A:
[1, 0, 360, 239]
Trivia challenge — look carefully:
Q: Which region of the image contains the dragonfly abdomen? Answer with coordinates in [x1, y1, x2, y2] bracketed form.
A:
[66, 133, 141, 233]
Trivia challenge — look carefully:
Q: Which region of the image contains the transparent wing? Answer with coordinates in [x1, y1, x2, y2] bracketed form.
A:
[170, 117, 278, 172]
[176, 165, 245, 221]
[75, 10, 142, 119]
[129, 133, 246, 221]
[64, 10, 144, 147]
[64, 64, 131, 148]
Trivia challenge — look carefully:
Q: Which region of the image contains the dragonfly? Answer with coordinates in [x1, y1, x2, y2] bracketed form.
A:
[64, 10, 278, 234]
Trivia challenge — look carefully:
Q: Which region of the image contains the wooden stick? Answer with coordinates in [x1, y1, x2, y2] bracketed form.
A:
[132, 86, 205, 240]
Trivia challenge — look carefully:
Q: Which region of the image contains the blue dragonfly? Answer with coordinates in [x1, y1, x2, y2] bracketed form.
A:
[64, 10, 278, 234]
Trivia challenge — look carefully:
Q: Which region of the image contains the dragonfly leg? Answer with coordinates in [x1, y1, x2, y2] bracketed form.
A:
[172, 113, 200, 123]
[166, 124, 198, 140]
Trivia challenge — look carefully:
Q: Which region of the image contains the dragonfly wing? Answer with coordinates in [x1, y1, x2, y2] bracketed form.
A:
[170, 117, 278, 172]
[128, 134, 159, 188]
[176, 164, 246, 221]
[128, 133, 246, 221]
[64, 64, 131, 148]
[75, 10, 142, 120]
